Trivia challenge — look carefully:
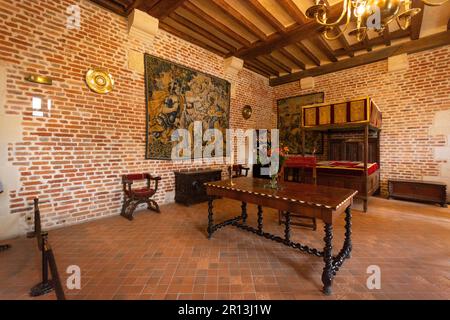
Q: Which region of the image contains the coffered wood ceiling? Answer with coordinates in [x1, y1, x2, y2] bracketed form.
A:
[90, 0, 450, 86]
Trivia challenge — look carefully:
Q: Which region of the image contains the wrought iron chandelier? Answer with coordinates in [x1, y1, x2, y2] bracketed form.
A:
[306, 0, 449, 42]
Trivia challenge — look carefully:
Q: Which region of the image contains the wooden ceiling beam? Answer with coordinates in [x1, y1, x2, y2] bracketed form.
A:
[410, 0, 424, 40]
[294, 43, 321, 66]
[310, 36, 338, 62]
[251, 59, 280, 76]
[244, 60, 280, 77]
[182, 2, 251, 48]
[147, 0, 187, 20]
[231, 3, 343, 60]
[124, 0, 148, 15]
[159, 22, 226, 56]
[169, 12, 236, 52]
[90, 0, 128, 16]
[270, 30, 450, 86]
[383, 25, 392, 46]
[334, 29, 410, 56]
[278, 48, 306, 70]
[248, 0, 286, 33]
[261, 55, 291, 73]
[278, 0, 307, 25]
[244, 61, 271, 78]
[211, 0, 268, 40]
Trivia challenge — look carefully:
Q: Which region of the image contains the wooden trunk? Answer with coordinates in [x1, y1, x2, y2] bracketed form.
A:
[388, 179, 447, 207]
[175, 169, 222, 206]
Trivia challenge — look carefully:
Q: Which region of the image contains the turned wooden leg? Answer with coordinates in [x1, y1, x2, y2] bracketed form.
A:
[344, 206, 353, 259]
[363, 200, 368, 212]
[241, 202, 247, 224]
[0, 244, 11, 252]
[284, 211, 291, 243]
[207, 199, 214, 239]
[257, 205, 263, 235]
[322, 223, 334, 295]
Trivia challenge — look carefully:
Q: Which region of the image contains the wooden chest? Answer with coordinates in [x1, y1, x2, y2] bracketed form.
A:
[175, 169, 222, 206]
[388, 179, 447, 207]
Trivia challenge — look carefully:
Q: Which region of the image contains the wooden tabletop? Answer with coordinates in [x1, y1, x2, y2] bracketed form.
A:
[206, 177, 358, 211]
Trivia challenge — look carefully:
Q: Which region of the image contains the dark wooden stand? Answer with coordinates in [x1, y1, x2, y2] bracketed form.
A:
[175, 169, 222, 206]
[388, 179, 447, 207]
[0, 187, 10, 252]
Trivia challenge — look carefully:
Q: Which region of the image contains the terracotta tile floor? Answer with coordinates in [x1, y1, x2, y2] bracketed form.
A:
[0, 197, 449, 300]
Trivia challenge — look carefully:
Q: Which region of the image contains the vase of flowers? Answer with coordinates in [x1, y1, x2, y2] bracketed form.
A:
[268, 145, 289, 189]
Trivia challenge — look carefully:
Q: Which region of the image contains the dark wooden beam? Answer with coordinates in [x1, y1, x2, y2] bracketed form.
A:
[295, 43, 321, 66]
[244, 61, 272, 77]
[363, 37, 373, 52]
[383, 25, 392, 46]
[169, 12, 236, 52]
[278, 0, 307, 24]
[90, 0, 128, 16]
[410, 0, 425, 40]
[147, 0, 186, 20]
[262, 55, 291, 73]
[334, 29, 410, 56]
[248, 0, 286, 33]
[159, 22, 226, 56]
[251, 59, 280, 76]
[182, 2, 251, 47]
[310, 36, 338, 62]
[231, 3, 343, 60]
[125, 0, 148, 15]
[279, 48, 306, 70]
[270, 30, 450, 86]
[211, 0, 268, 40]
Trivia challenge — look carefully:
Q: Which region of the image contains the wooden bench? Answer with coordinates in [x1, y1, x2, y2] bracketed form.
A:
[388, 179, 447, 208]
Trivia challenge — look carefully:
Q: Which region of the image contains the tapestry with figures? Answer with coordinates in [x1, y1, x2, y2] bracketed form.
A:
[145, 54, 230, 160]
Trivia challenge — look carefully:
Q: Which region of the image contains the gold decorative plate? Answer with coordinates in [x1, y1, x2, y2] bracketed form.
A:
[85, 68, 114, 94]
[242, 105, 253, 120]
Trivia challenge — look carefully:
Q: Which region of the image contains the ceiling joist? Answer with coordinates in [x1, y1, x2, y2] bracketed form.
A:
[270, 30, 450, 86]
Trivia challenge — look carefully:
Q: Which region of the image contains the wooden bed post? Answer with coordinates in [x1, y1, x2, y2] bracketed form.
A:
[301, 128, 306, 157]
[364, 125, 369, 212]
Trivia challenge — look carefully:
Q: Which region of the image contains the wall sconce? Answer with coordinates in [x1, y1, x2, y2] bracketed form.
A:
[25, 74, 53, 85]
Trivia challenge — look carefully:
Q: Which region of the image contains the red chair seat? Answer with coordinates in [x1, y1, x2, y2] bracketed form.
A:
[126, 188, 155, 197]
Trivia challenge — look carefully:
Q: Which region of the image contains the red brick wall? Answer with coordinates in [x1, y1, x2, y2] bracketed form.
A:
[273, 46, 450, 195]
[0, 0, 273, 228]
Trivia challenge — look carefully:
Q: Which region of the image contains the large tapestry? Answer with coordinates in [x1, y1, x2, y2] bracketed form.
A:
[277, 92, 324, 154]
[145, 54, 231, 160]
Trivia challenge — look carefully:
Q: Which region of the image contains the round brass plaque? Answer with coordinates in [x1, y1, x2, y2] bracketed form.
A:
[242, 105, 253, 120]
[85, 68, 114, 94]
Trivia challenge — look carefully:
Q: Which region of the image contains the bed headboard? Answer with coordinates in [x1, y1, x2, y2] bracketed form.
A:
[329, 138, 379, 164]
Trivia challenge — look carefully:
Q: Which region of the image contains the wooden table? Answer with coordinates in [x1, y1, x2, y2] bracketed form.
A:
[205, 177, 358, 295]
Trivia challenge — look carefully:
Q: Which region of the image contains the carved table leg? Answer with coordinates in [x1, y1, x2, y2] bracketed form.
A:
[207, 198, 214, 239]
[257, 205, 263, 235]
[0, 244, 11, 252]
[322, 223, 333, 295]
[344, 206, 352, 259]
[284, 211, 291, 243]
[241, 202, 247, 225]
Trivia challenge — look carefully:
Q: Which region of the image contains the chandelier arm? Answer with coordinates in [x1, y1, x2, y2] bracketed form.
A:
[396, 16, 410, 30]
[316, 0, 350, 27]
[323, 12, 352, 41]
[421, 0, 448, 5]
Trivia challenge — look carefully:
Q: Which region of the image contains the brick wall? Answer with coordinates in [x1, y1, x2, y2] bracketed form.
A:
[0, 0, 273, 229]
[273, 46, 450, 196]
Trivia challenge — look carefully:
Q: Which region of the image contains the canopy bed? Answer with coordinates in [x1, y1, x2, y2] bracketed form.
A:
[285, 97, 382, 212]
